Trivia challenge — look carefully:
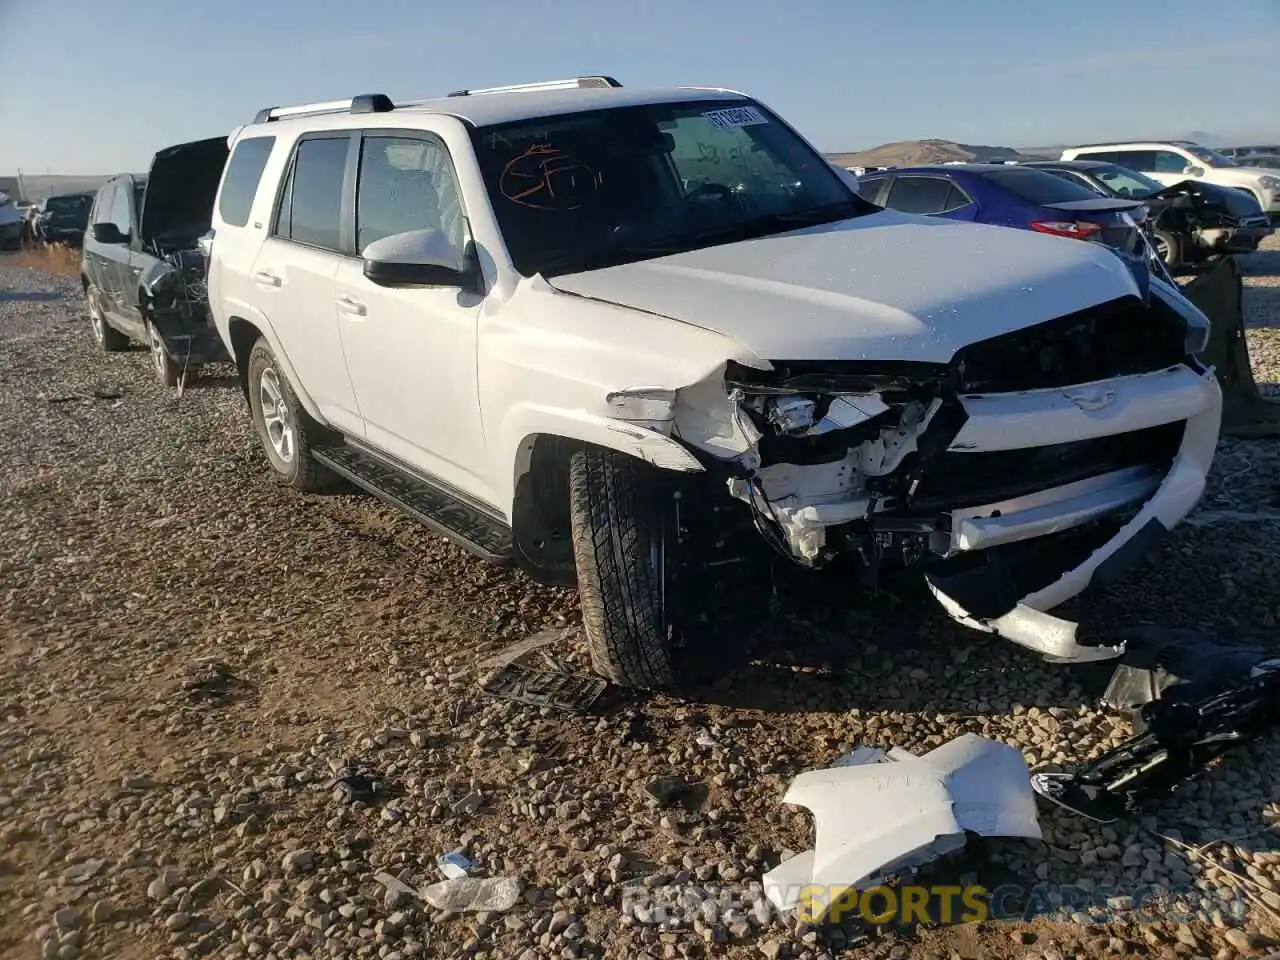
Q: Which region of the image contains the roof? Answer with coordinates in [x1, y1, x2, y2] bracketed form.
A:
[247, 85, 751, 134]
[1021, 159, 1113, 170]
[872, 163, 1026, 174]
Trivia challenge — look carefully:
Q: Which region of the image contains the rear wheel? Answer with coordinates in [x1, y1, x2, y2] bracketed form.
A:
[86, 284, 128, 352]
[568, 446, 679, 689]
[246, 337, 337, 492]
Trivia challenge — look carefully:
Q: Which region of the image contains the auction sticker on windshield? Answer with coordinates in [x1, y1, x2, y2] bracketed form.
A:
[704, 106, 768, 129]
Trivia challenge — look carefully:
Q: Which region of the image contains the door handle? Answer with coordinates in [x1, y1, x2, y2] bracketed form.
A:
[252, 270, 282, 287]
[337, 295, 367, 317]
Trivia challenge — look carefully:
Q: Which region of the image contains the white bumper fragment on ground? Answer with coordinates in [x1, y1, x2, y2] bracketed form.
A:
[927, 362, 1223, 663]
[762, 734, 1041, 918]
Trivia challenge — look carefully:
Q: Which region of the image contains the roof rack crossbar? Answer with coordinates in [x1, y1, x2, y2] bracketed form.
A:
[253, 93, 394, 124]
[446, 76, 621, 98]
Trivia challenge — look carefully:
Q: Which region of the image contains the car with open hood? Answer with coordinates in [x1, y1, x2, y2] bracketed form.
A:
[205, 77, 1222, 689]
[81, 136, 231, 385]
[1023, 159, 1273, 269]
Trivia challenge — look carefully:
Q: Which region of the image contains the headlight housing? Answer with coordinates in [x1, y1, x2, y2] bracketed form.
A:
[1258, 175, 1280, 191]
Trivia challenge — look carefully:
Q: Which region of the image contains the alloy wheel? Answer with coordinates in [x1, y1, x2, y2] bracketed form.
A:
[258, 367, 296, 464]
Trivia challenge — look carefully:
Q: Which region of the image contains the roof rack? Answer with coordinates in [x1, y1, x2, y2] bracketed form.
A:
[445, 76, 621, 97]
[252, 76, 621, 124]
[253, 93, 394, 124]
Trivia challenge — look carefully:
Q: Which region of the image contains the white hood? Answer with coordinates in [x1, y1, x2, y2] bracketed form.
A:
[548, 211, 1143, 364]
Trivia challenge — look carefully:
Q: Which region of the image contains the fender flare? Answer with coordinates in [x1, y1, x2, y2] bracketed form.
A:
[219, 298, 327, 425]
[498, 403, 705, 520]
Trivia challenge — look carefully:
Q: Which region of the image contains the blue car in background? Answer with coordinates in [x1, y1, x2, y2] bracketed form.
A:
[856, 164, 1154, 277]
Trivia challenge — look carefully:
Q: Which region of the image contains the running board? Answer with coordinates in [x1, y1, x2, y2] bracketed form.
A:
[313, 443, 515, 566]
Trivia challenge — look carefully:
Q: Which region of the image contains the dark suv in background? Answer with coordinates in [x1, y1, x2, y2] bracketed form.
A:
[81, 137, 231, 386]
[35, 192, 95, 245]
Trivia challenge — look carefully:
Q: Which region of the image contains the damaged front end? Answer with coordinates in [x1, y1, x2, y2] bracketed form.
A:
[1147, 180, 1275, 258]
[648, 289, 1222, 663]
[139, 137, 230, 366]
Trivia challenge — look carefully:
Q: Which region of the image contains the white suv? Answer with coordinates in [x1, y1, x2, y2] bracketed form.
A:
[206, 77, 1222, 688]
[1059, 141, 1280, 219]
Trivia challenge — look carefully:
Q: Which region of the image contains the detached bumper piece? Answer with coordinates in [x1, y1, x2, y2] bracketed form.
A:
[1031, 649, 1280, 823]
[763, 734, 1041, 919]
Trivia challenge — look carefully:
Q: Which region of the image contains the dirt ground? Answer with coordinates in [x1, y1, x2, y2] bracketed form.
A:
[2, 238, 1280, 960]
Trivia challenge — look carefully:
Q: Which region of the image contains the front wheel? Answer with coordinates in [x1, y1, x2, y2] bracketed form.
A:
[86, 284, 128, 352]
[147, 320, 182, 388]
[568, 446, 679, 689]
[1152, 229, 1181, 270]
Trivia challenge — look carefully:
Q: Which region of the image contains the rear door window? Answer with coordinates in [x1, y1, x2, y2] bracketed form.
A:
[274, 135, 351, 251]
[219, 136, 276, 227]
[884, 176, 955, 215]
[981, 168, 1101, 204]
[1111, 150, 1156, 172]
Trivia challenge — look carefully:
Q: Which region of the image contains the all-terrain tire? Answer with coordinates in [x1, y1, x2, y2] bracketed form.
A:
[86, 284, 128, 353]
[245, 337, 338, 493]
[568, 446, 677, 689]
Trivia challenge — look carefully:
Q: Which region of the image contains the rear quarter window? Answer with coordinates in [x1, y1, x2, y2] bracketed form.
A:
[219, 136, 276, 227]
[981, 168, 1101, 204]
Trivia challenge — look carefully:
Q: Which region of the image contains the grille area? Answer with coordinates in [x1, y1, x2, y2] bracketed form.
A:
[909, 420, 1185, 510]
[952, 296, 1185, 393]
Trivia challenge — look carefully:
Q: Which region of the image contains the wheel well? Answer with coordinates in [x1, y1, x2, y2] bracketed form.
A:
[510, 434, 585, 587]
[227, 317, 261, 403]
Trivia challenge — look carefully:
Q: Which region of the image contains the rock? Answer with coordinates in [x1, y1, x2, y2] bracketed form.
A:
[63, 859, 105, 883]
[166, 912, 191, 932]
[421, 877, 520, 913]
[1223, 928, 1259, 952]
[759, 939, 785, 959]
[281, 850, 315, 874]
[549, 910, 575, 935]
[451, 791, 483, 816]
[89, 900, 115, 924]
[52, 908, 80, 931]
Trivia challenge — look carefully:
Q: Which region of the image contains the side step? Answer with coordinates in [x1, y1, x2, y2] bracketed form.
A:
[313, 443, 515, 566]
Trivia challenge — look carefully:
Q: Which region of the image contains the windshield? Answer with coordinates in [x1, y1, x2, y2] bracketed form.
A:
[46, 195, 93, 214]
[469, 98, 871, 277]
[1182, 145, 1237, 168]
[1091, 164, 1165, 199]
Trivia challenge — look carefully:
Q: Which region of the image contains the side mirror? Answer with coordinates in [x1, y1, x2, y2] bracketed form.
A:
[361, 229, 476, 289]
[91, 222, 129, 245]
[1185, 165, 1205, 177]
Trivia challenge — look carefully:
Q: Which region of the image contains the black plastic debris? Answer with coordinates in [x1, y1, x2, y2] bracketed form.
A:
[644, 775, 709, 812]
[181, 659, 241, 704]
[329, 758, 385, 805]
[1101, 627, 1276, 717]
[480, 662, 606, 713]
[1033, 655, 1280, 822]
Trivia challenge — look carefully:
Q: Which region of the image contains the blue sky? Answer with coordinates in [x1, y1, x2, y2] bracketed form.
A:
[2, 0, 1279, 174]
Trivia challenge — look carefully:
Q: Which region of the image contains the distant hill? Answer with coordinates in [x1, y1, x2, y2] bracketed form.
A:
[825, 139, 1049, 169]
[0, 174, 115, 203]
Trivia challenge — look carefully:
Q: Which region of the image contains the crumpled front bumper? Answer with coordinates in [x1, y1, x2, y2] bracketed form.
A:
[925, 360, 1222, 663]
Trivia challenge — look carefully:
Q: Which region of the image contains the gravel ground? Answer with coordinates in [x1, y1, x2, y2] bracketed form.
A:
[2, 238, 1280, 960]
